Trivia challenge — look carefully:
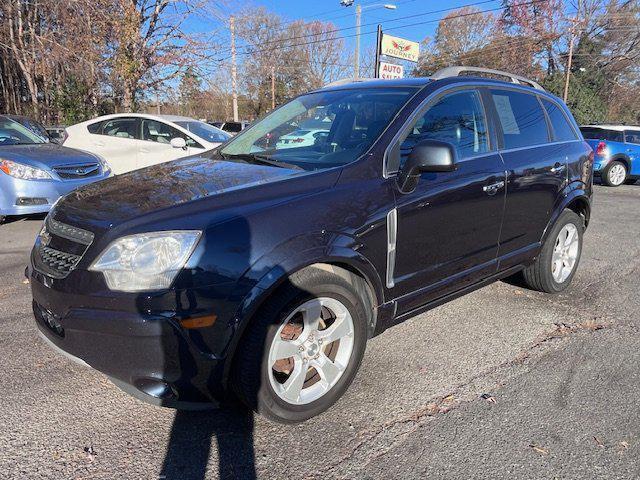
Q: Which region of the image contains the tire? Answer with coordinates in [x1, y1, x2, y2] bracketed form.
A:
[522, 210, 583, 294]
[0, 215, 5, 225]
[602, 160, 627, 187]
[231, 266, 368, 423]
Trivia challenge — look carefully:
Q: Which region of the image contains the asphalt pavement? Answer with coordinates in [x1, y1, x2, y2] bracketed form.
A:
[1, 183, 639, 479]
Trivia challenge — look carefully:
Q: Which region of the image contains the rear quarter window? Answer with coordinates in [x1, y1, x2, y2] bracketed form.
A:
[542, 99, 578, 142]
[624, 130, 640, 145]
[87, 121, 104, 134]
[490, 89, 549, 149]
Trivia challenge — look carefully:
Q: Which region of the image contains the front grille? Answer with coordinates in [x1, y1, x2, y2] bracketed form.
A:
[33, 217, 94, 279]
[53, 163, 100, 180]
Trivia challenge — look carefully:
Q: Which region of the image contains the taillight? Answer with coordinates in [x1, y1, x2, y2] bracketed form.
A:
[595, 141, 607, 156]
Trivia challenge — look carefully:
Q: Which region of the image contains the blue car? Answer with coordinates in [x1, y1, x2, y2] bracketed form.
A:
[0, 115, 111, 223]
[580, 125, 640, 187]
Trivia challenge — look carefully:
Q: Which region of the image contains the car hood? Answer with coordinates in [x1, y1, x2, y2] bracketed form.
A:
[55, 155, 306, 228]
[0, 143, 100, 168]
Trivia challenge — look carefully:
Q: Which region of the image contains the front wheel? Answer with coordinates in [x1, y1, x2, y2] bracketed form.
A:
[231, 267, 368, 423]
[602, 160, 627, 187]
[522, 210, 583, 293]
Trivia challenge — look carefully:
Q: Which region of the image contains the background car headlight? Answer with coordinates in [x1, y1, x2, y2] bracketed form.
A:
[0, 159, 52, 180]
[89, 231, 201, 292]
[95, 154, 111, 175]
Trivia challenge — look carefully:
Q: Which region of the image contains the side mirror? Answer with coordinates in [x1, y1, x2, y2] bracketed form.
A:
[170, 137, 187, 149]
[397, 139, 457, 193]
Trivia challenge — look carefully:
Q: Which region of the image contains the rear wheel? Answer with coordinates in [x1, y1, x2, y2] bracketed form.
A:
[522, 210, 583, 293]
[602, 160, 627, 187]
[232, 267, 368, 423]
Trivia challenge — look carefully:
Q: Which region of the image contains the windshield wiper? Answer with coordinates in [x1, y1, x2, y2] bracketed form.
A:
[221, 153, 304, 171]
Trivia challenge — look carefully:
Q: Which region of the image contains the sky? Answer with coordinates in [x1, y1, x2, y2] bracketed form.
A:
[234, 0, 505, 53]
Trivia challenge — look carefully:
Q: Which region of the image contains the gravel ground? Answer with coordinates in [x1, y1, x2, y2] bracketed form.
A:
[0, 183, 638, 479]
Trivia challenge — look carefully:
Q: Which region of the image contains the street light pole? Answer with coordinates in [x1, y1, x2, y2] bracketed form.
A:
[230, 15, 239, 122]
[354, 4, 361, 79]
[341, 2, 397, 79]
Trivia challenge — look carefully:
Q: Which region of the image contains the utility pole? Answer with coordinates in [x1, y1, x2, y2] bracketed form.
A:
[271, 66, 275, 110]
[230, 15, 239, 122]
[354, 4, 361, 79]
[563, 0, 581, 102]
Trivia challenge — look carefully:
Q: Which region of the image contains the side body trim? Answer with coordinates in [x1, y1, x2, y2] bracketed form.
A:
[386, 208, 398, 288]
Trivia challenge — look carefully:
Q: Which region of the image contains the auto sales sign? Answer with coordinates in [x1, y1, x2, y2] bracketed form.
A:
[378, 62, 404, 79]
[380, 34, 420, 63]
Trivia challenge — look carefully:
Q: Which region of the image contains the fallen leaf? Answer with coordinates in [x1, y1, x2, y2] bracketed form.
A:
[22, 279, 29, 285]
[443, 395, 455, 403]
[480, 393, 497, 404]
[619, 441, 629, 450]
[529, 444, 549, 455]
[593, 436, 605, 448]
[514, 289, 523, 295]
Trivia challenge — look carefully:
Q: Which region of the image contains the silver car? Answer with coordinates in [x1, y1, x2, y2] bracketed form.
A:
[0, 115, 111, 223]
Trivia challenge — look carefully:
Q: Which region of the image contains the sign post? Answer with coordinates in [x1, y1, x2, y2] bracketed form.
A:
[374, 29, 419, 80]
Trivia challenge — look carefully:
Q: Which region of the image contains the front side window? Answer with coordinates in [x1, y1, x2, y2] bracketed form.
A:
[0, 117, 47, 146]
[219, 87, 419, 171]
[141, 119, 203, 148]
[102, 118, 140, 140]
[491, 89, 549, 149]
[624, 130, 640, 145]
[175, 120, 229, 144]
[542, 99, 577, 142]
[401, 89, 489, 163]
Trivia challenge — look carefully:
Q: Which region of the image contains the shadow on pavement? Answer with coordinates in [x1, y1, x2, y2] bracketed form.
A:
[160, 407, 257, 480]
[0, 213, 46, 225]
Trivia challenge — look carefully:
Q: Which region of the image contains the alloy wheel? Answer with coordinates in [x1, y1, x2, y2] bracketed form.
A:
[551, 224, 579, 283]
[267, 297, 355, 405]
[608, 163, 626, 186]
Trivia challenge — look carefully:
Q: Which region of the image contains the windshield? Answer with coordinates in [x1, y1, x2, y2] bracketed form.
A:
[220, 87, 419, 170]
[0, 117, 48, 146]
[175, 120, 231, 143]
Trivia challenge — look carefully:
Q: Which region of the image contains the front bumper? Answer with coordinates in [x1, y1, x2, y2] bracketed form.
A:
[30, 267, 225, 408]
[0, 173, 110, 216]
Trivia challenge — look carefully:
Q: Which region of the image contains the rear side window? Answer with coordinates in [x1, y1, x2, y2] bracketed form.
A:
[490, 89, 549, 149]
[579, 127, 624, 142]
[542, 99, 577, 141]
[101, 118, 140, 139]
[624, 130, 640, 145]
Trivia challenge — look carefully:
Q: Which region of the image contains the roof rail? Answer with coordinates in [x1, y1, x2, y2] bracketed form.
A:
[431, 66, 544, 91]
[324, 77, 376, 87]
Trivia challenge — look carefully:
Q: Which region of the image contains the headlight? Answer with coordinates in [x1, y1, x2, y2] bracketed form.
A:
[0, 159, 52, 180]
[89, 231, 201, 292]
[95, 154, 111, 175]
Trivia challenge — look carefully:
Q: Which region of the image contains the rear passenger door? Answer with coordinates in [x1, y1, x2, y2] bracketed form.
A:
[623, 130, 640, 176]
[90, 117, 142, 174]
[390, 88, 506, 312]
[489, 89, 568, 265]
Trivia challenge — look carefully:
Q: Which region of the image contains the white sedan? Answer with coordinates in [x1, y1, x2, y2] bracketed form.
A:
[64, 114, 231, 174]
[275, 128, 329, 150]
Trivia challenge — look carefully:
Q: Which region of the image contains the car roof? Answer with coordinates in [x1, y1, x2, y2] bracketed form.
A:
[581, 124, 640, 132]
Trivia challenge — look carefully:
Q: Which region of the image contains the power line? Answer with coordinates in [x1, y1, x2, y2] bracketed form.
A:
[218, 0, 548, 62]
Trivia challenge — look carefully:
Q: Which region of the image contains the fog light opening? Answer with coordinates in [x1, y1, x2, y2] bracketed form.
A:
[16, 197, 48, 206]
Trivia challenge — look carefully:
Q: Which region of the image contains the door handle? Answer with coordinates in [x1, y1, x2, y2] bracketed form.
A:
[483, 180, 505, 195]
[139, 148, 150, 153]
[550, 163, 566, 174]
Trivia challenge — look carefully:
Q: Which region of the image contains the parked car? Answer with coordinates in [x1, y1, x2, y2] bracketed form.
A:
[210, 121, 249, 135]
[29, 67, 593, 423]
[275, 128, 329, 149]
[0, 115, 110, 224]
[64, 114, 231, 174]
[579, 125, 639, 186]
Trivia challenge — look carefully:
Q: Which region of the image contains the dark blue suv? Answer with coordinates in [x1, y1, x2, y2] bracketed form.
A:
[29, 67, 593, 423]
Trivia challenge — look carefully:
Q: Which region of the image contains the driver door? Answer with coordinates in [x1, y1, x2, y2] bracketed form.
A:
[138, 119, 200, 169]
[389, 88, 506, 313]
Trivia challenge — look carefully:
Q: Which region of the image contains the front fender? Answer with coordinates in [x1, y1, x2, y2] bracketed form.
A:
[220, 234, 385, 388]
